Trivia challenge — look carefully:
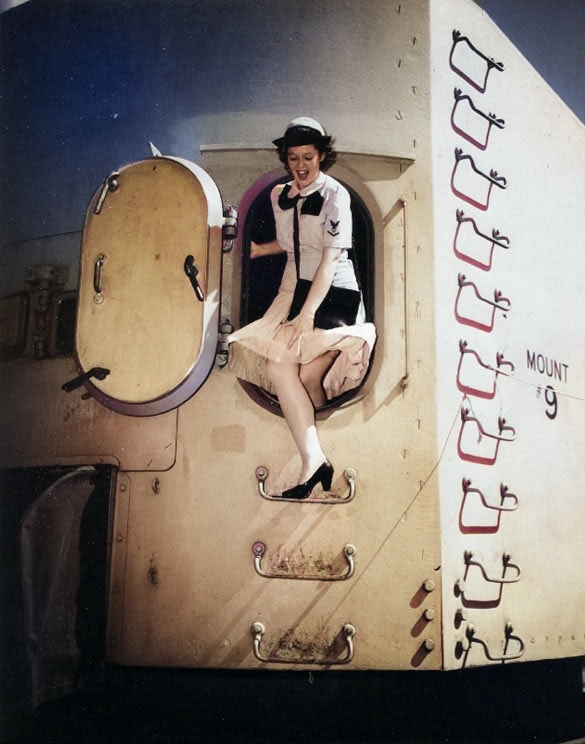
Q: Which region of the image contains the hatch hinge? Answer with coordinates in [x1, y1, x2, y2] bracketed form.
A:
[222, 206, 238, 253]
[216, 318, 233, 367]
[23, 264, 68, 359]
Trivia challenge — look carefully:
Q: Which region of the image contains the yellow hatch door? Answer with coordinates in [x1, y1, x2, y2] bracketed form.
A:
[75, 156, 223, 415]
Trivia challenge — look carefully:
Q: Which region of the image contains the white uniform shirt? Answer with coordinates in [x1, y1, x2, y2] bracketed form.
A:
[271, 171, 359, 291]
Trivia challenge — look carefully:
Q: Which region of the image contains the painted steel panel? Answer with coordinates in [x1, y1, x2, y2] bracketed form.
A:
[0, 357, 178, 471]
[107, 374, 442, 672]
[430, 0, 585, 669]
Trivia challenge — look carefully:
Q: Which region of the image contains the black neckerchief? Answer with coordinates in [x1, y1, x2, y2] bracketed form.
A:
[278, 184, 325, 279]
[278, 184, 324, 215]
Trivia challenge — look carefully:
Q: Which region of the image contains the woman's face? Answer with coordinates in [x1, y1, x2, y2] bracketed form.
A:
[286, 144, 324, 190]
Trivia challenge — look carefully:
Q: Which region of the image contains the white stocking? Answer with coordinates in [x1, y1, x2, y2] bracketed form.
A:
[266, 360, 326, 483]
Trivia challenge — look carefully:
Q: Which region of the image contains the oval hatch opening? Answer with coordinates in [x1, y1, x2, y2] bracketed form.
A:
[237, 176, 375, 417]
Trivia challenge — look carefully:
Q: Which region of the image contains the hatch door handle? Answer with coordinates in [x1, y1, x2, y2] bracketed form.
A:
[93, 253, 106, 296]
[62, 366, 110, 392]
[94, 171, 120, 214]
[184, 255, 204, 301]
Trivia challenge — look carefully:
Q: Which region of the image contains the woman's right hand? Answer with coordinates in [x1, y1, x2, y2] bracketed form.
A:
[274, 312, 315, 350]
[250, 240, 284, 258]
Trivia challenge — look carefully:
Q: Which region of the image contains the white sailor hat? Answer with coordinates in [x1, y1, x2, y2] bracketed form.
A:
[273, 116, 331, 149]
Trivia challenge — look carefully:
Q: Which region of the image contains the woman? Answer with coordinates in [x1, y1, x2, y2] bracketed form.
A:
[229, 117, 376, 499]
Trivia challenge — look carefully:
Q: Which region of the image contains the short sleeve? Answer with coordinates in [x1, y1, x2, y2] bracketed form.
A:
[322, 183, 353, 250]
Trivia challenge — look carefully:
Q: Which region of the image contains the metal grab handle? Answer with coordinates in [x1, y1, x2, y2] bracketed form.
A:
[451, 149, 507, 211]
[462, 479, 519, 513]
[184, 255, 204, 301]
[457, 550, 521, 589]
[455, 551, 521, 609]
[251, 622, 356, 665]
[252, 541, 355, 581]
[451, 88, 505, 151]
[453, 88, 506, 128]
[457, 273, 512, 310]
[255, 465, 356, 503]
[455, 274, 511, 333]
[456, 340, 515, 400]
[460, 407, 516, 442]
[454, 209, 510, 271]
[454, 149, 508, 189]
[458, 623, 524, 664]
[449, 29, 504, 93]
[62, 366, 110, 393]
[456, 210, 510, 250]
[459, 479, 519, 535]
[457, 405, 516, 466]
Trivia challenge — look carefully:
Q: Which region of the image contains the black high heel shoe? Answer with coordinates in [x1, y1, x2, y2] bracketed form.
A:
[281, 460, 334, 500]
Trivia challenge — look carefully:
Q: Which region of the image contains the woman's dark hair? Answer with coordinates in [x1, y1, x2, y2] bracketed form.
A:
[274, 125, 337, 172]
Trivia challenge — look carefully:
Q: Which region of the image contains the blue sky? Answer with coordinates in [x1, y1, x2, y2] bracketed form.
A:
[477, 0, 585, 122]
[1, 0, 583, 122]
